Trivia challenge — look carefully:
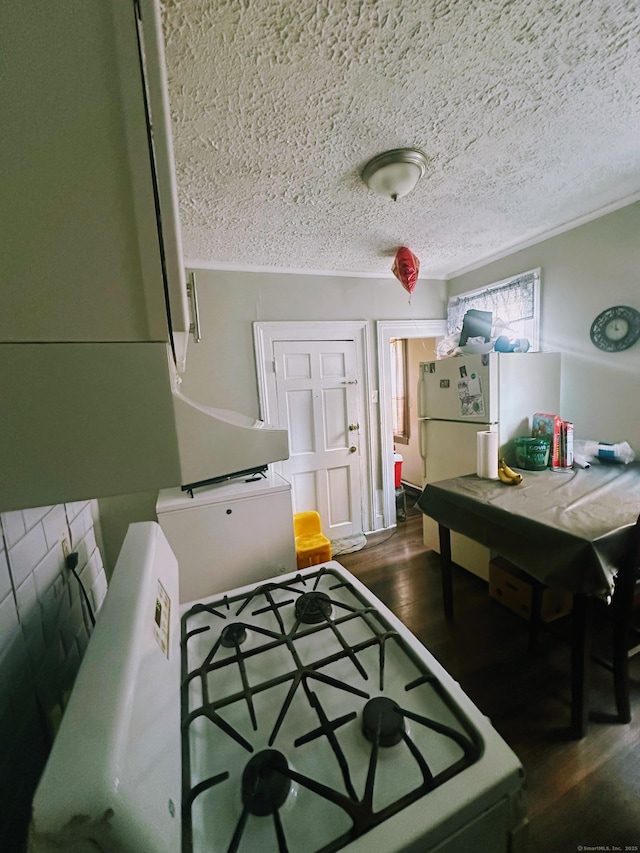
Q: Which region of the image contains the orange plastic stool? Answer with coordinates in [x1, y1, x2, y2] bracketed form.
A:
[293, 511, 332, 569]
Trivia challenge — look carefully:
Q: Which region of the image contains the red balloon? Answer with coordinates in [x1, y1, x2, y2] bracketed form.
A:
[392, 247, 420, 296]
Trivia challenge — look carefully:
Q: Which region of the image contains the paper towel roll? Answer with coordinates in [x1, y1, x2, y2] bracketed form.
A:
[477, 430, 499, 479]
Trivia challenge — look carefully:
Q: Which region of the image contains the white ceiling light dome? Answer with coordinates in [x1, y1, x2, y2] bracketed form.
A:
[362, 148, 428, 201]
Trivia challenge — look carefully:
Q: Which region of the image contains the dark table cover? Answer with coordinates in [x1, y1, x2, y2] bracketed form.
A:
[417, 463, 640, 598]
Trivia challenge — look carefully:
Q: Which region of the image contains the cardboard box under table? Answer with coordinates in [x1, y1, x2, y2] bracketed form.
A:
[489, 556, 573, 622]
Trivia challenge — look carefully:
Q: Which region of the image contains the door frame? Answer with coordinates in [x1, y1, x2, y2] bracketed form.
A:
[377, 320, 447, 529]
[254, 321, 374, 533]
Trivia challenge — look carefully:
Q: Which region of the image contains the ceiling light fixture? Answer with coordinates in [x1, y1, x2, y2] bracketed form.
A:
[362, 148, 428, 201]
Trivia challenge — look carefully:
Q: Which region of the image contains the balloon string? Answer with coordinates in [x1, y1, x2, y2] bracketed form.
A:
[407, 289, 436, 353]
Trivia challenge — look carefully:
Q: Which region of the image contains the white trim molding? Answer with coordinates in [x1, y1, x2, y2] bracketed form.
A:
[253, 320, 374, 533]
[186, 260, 449, 281]
[447, 194, 640, 278]
[377, 320, 447, 530]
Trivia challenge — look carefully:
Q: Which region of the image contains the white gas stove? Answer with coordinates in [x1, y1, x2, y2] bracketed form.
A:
[29, 523, 527, 852]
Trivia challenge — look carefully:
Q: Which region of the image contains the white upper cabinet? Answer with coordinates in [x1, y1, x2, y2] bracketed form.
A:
[0, 0, 200, 511]
[0, 1, 289, 514]
[0, 0, 190, 367]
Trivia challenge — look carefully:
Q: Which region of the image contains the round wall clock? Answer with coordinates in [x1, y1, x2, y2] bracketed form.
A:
[590, 305, 640, 352]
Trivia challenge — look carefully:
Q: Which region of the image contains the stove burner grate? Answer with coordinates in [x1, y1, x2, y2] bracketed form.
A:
[180, 567, 482, 853]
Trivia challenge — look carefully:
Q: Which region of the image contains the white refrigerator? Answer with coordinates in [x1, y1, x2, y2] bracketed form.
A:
[418, 351, 561, 580]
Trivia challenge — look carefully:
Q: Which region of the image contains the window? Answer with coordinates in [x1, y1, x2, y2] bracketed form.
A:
[390, 338, 409, 444]
[447, 268, 540, 351]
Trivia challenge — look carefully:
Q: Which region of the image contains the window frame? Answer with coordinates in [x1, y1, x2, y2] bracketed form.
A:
[447, 268, 541, 352]
[390, 337, 410, 446]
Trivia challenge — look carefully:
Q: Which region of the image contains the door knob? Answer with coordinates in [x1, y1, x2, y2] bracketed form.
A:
[348, 423, 359, 431]
[349, 445, 357, 453]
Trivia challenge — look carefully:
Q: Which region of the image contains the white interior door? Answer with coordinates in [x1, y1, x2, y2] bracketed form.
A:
[274, 340, 362, 541]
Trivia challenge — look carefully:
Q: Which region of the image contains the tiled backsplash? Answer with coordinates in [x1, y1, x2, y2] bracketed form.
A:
[0, 500, 107, 851]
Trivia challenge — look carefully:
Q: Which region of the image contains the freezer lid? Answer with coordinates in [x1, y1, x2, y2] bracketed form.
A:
[156, 469, 292, 513]
[170, 382, 290, 490]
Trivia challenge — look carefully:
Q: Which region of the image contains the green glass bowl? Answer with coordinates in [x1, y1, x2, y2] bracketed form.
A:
[514, 436, 551, 470]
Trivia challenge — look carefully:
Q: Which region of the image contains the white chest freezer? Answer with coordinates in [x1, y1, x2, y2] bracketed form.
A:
[156, 471, 296, 602]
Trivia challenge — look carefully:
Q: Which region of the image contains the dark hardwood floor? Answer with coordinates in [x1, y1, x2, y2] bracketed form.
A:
[338, 503, 640, 851]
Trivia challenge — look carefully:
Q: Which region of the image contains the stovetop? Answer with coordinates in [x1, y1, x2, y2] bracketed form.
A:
[30, 526, 525, 853]
[180, 564, 483, 853]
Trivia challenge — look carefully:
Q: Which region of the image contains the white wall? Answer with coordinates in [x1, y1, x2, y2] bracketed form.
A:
[448, 202, 640, 453]
[98, 490, 159, 581]
[0, 501, 107, 849]
[98, 203, 640, 564]
[98, 270, 447, 570]
[179, 269, 447, 414]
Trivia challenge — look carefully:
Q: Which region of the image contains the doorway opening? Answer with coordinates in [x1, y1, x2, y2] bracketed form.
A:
[254, 320, 447, 537]
[377, 320, 447, 529]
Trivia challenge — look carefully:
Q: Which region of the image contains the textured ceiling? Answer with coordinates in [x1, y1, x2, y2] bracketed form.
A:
[161, 0, 640, 277]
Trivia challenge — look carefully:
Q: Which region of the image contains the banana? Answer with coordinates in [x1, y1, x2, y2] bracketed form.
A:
[498, 466, 520, 485]
[498, 458, 523, 485]
[500, 459, 521, 480]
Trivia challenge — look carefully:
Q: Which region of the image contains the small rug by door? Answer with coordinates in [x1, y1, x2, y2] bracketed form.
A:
[330, 533, 367, 556]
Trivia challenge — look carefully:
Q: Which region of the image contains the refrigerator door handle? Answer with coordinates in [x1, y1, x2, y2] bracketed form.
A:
[418, 419, 425, 462]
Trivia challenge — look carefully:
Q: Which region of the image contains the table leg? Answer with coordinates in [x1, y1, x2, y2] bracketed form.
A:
[613, 622, 631, 724]
[571, 594, 592, 738]
[612, 585, 632, 724]
[438, 524, 454, 620]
